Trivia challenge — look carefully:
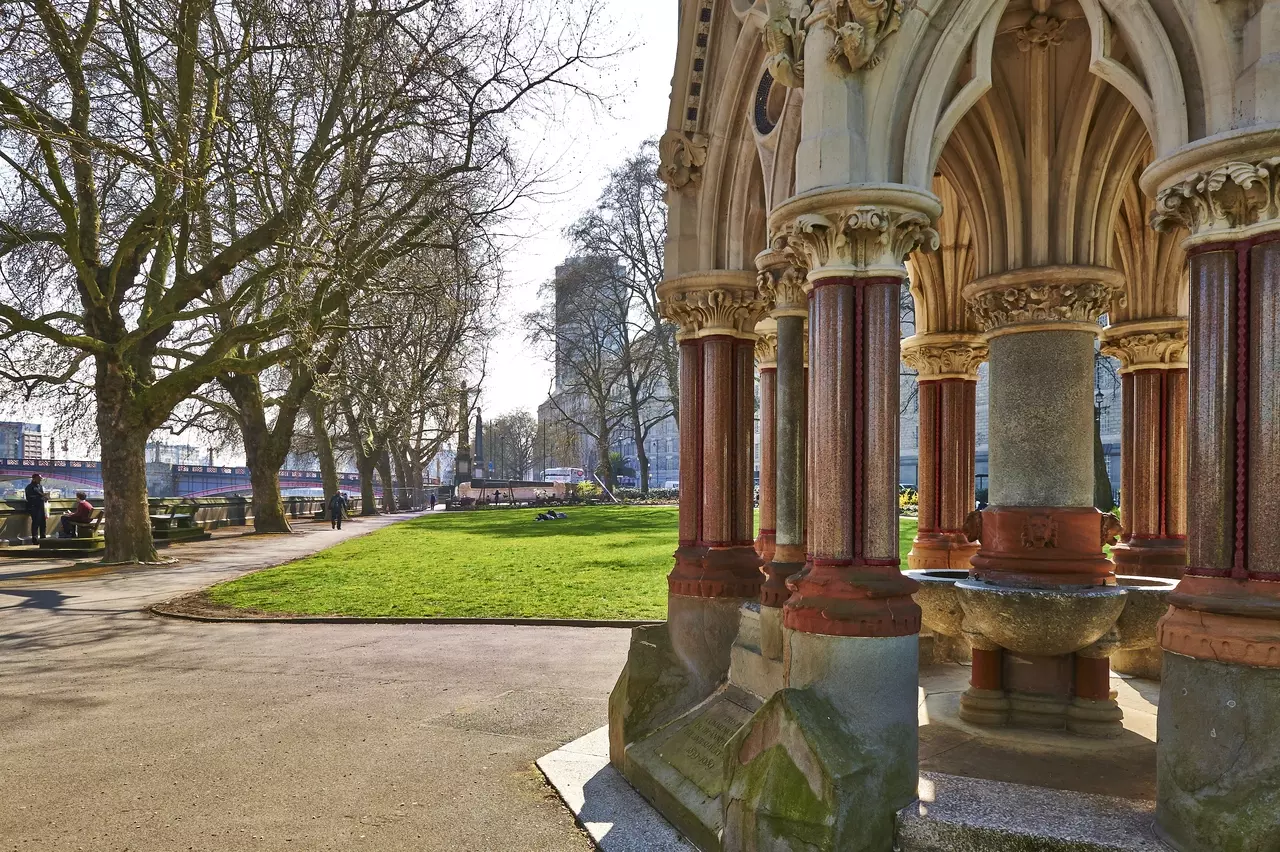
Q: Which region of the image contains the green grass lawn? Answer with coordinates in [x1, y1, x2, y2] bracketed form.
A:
[208, 506, 921, 620]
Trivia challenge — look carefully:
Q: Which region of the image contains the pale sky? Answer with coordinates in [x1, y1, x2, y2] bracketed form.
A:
[475, 2, 677, 421]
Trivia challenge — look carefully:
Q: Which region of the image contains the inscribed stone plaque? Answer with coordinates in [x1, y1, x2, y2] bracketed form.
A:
[656, 698, 753, 798]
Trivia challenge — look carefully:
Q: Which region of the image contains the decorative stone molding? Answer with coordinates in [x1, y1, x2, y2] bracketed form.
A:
[1100, 318, 1189, 373]
[1015, 13, 1066, 51]
[770, 186, 941, 280]
[826, 0, 909, 74]
[900, 332, 987, 380]
[762, 0, 810, 88]
[658, 271, 771, 340]
[756, 248, 809, 317]
[658, 130, 709, 193]
[963, 266, 1123, 338]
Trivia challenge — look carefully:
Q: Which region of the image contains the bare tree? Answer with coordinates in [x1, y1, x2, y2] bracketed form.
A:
[0, 0, 612, 558]
[487, 410, 537, 480]
[525, 256, 634, 490]
[567, 140, 675, 425]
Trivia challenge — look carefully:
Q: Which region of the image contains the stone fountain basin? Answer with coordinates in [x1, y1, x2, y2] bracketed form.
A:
[1112, 575, 1180, 652]
[954, 579, 1128, 657]
[906, 569, 969, 638]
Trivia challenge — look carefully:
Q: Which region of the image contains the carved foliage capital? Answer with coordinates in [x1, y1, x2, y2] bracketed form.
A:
[757, 262, 809, 315]
[658, 130, 709, 193]
[900, 335, 988, 379]
[1152, 158, 1280, 237]
[774, 205, 939, 277]
[658, 275, 771, 339]
[1100, 323, 1189, 372]
[755, 331, 779, 366]
[966, 276, 1118, 333]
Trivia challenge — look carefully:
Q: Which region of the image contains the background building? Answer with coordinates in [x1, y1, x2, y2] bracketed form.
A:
[0, 422, 42, 460]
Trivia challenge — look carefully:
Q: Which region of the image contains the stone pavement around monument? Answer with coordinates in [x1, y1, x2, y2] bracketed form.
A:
[0, 514, 628, 851]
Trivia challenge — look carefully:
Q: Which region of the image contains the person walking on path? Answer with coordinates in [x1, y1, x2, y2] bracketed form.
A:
[428, 493, 436, 511]
[24, 474, 48, 541]
[328, 491, 350, 530]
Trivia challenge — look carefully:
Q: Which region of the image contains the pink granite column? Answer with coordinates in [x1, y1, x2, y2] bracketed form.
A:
[1101, 319, 1188, 579]
[901, 334, 986, 569]
[770, 191, 940, 638]
[659, 272, 771, 599]
[1148, 161, 1280, 846]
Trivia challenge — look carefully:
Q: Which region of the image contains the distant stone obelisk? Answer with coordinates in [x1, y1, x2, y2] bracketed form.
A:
[474, 410, 485, 481]
[454, 383, 472, 484]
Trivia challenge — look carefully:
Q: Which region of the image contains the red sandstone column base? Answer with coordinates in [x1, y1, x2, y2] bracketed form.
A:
[969, 506, 1117, 587]
[668, 544, 763, 599]
[782, 560, 920, 637]
[754, 529, 777, 565]
[907, 531, 980, 571]
[1111, 538, 1186, 579]
[761, 542, 805, 607]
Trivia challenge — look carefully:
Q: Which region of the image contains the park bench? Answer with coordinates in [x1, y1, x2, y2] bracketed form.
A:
[150, 503, 209, 545]
[150, 504, 196, 532]
[67, 508, 105, 539]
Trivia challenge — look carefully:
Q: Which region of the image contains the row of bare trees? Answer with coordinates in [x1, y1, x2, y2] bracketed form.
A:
[524, 139, 672, 492]
[0, 0, 609, 561]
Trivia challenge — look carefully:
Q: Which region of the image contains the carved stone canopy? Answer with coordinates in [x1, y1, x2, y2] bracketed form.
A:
[658, 130, 709, 194]
[900, 332, 988, 380]
[755, 247, 809, 317]
[1100, 318, 1189, 373]
[658, 271, 772, 340]
[769, 186, 941, 280]
[963, 266, 1124, 338]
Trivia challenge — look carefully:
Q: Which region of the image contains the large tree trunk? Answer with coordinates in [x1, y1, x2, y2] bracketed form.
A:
[629, 404, 651, 494]
[596, 421, 614, 492]
[223, 375, 293, 534]
[378, 451, 398, 512]
[391, 443, 413, 509]
[96, 381, 157, 563]
[308, 394, 340, 520]
[357, 455, 379, 515]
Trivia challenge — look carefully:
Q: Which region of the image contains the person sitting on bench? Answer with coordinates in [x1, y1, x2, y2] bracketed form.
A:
[60, 491, 94, 537]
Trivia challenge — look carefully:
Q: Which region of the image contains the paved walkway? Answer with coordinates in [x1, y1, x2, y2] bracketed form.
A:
[0, 513, 632, 851]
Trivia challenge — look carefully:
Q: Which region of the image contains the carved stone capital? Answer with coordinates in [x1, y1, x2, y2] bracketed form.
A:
[756, 247, 809, 317]
[769, 186, 941, 280]
[900, 332, 988, 380]
[825, 0, 910, 75]
[1100, 318, 1189, 373]
[658, 271, 771, 340]
[658, 130, 709, 194]
[1143, 131, 1280, 244]
[762, 0, 811, 88]
[963, 266, 1123, 338]
[755, 319, 779, 367]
